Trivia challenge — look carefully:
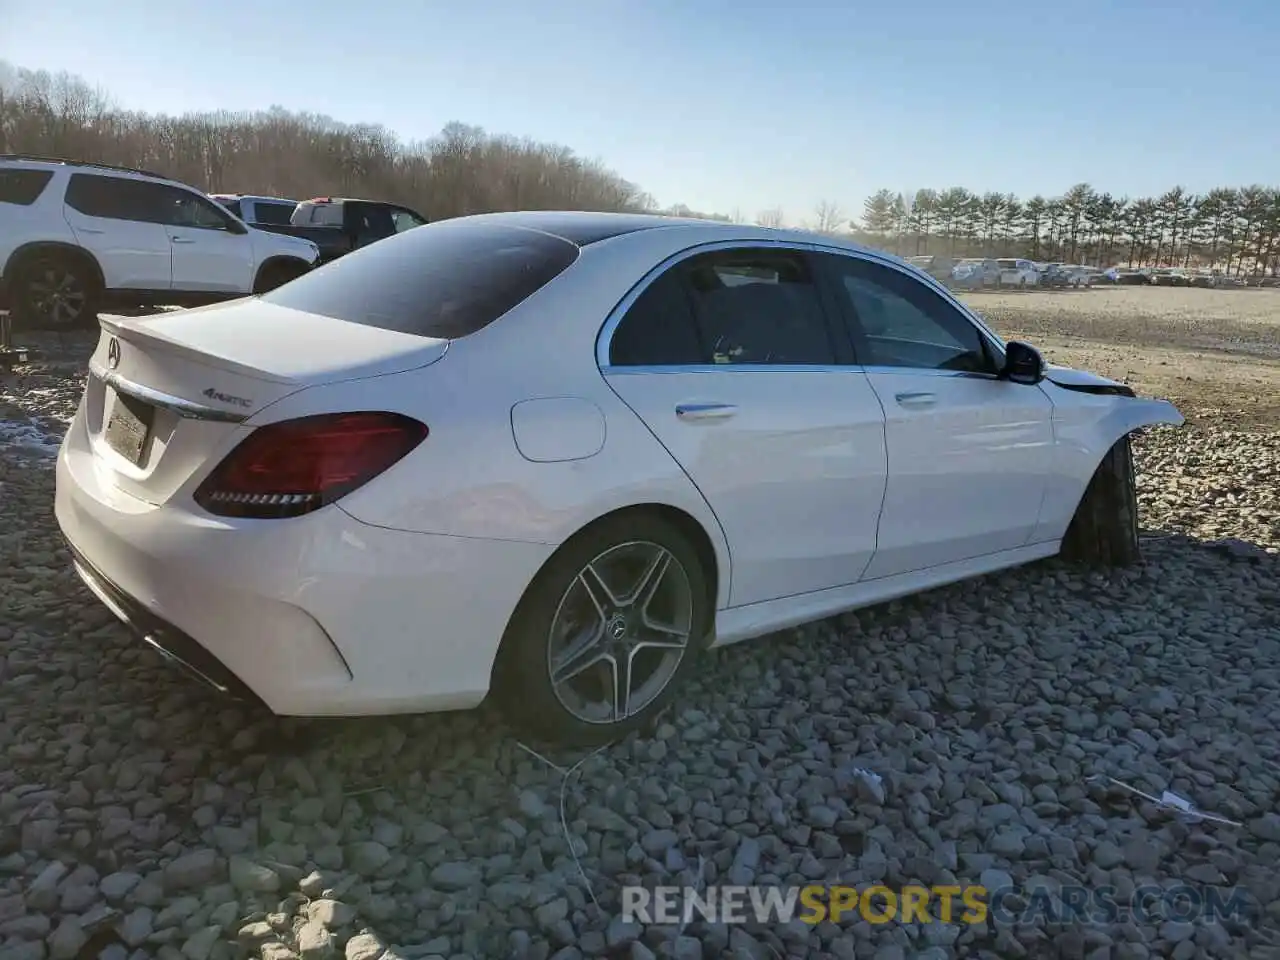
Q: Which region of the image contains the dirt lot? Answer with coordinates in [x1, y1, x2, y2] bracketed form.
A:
[0, 291, 1277, 960]
[961, 286, 1280, 431]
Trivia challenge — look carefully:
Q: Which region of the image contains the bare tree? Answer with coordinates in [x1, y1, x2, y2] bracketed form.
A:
[813, 199, 844, 234]
[755, 207, 785, 228]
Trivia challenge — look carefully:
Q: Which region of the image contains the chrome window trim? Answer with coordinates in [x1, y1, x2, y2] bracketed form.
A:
[595, 237, 1007, 375]
[89, 361, 250, 423]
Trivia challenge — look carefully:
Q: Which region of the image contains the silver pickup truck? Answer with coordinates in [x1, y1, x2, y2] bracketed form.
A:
[209, 194, 299, 227]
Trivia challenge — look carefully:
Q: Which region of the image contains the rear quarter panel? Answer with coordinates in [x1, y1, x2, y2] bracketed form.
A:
[272, 230, 741, 606]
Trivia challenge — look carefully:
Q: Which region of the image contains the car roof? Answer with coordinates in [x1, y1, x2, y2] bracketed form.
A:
[211, 194, 298, 204]
[450, 210, 887, 253]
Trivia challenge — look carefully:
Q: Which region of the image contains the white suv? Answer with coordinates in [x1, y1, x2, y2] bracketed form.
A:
[0, 156, 321, 328]
[995, 258, 1040, 287]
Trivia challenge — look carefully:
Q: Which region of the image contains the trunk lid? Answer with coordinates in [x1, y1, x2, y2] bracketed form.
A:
[84, 298, 447, 505]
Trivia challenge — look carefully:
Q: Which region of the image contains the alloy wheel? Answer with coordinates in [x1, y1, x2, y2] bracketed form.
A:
[27, 264, 86, 327]
[546, 540, 694, 724]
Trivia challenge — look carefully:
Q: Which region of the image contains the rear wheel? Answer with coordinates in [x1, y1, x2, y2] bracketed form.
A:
[1060, 434, 1141, 566]
[491, 514, 711, 746]
[10, 253, 99, 329]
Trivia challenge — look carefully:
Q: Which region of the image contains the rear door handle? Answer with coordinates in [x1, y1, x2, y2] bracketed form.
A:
[78, 227, 106, 235]
[894, 391, 937, 408]
[170, 236, 195, 244]
[676, 403, 737, 421]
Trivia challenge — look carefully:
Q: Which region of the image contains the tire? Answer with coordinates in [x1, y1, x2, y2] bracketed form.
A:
[1019, 276, 1027, 288]
[491, 513, 713, 746]
[1060, 433, 1141, 567]
[10, 253, 99, 329]
[253, 260, 308, 294]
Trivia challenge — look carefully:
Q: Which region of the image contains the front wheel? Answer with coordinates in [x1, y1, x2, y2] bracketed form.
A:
[1060, 434, 1141, 566]
[491, 514, 711, 745]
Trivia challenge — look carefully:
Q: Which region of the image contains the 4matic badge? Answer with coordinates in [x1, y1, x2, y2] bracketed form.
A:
[202, 387, 253, 408]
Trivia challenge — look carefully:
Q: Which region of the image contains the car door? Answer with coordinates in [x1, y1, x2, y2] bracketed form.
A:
[601, 245, 889, 608]
[158, 185, 256, 294]
[817, 251, 1055, 580]
[62, 173, 172, 291]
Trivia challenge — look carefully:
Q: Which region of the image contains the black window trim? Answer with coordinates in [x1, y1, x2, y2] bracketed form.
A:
[597, 238, 1006, 374]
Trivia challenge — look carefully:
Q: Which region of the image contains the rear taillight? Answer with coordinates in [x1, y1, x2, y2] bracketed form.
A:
[193, 412, 427, 519]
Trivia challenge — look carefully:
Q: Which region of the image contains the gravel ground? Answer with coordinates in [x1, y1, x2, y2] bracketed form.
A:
[1, 295, 1278, 960]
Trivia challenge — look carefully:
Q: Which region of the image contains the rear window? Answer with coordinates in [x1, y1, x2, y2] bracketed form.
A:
[0, 169, 54, 205]
[996, 259, 1017, 268]
[260, 218, 580, 339]
[254, 201, 296, 225]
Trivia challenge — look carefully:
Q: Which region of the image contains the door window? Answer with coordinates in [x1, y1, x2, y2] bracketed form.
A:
[158, 186, 238, 231]
[824, 255, 995, 374]
[391, 208, 427, 232]
[607, 248, 837, 367]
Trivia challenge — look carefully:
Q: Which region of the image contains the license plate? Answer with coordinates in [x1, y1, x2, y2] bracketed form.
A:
[104, 393, 155, 466]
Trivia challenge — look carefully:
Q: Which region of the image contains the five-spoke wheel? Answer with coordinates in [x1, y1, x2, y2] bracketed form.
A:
[492, 514, 711, 745]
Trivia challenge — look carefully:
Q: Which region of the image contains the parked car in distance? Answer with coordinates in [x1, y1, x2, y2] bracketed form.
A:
[1150, 268, 1191, 286]
[54, 211, 1184, 744]
[951, 258, 1000, 289]
[1188, 271, 1218, 288]
[0, 155, 320, 328]
[1116, 268, 1154, 285]
[254, 197, 429, 264]
[1038, 263, 1072, 288]
[1094, 267, 1122, 284]
[996, 258, 1039, 286]
[210, 194, 300, 227]
[906, 254, 956, 285]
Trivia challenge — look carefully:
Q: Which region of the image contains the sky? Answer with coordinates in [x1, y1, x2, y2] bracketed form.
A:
[2, 0, 1278, 225]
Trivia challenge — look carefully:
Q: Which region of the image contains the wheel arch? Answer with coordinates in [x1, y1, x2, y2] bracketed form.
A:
[253, 255, 312, 293]
[3, 241, 106, 292]
[488, 501, 725, 688]
[1050, 397, 1184, 540]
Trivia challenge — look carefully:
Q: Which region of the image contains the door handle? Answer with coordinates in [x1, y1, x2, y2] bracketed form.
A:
[170, 236, 195, 244]
[894, 391, 937, 408]
[78, 227, 106, 235]
[676, 403, 737, 421]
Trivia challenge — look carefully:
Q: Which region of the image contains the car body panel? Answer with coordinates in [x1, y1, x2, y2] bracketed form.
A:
[52, 212, 1186, 717]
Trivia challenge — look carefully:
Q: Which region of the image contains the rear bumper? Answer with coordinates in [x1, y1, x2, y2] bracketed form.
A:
[69, 545, 266, 706]
[55, 411, 555, 716]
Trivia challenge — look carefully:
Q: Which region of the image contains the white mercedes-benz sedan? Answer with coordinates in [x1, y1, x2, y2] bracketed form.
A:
[55, 211, 1184, 744]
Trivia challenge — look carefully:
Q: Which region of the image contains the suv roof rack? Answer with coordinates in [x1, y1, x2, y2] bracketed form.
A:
[0, 154, 168, 181]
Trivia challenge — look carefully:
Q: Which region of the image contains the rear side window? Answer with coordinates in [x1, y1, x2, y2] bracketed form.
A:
[254, 202, 295, 225]
[214, 198, 243, 218]
[0, 169, 54, 205]
[261, 218, 580, 339]
[65, 174, 168, 223]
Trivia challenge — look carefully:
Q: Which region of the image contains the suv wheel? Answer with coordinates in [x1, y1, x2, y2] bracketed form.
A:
[12, 254, 98, 329]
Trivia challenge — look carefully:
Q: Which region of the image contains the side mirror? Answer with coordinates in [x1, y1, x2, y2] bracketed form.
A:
[1000, 340, 1044, 385]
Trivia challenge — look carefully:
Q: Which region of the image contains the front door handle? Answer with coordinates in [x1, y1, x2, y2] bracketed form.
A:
[170, 236, 196, 244]
[894, 391, 937, 408]
[676, 403, 737, 421]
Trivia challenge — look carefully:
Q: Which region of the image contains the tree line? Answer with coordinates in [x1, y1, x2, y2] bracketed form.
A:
[3, 62, 1276, 277]
[858, 184, 1280, 276]
[0, 62, 653, 220]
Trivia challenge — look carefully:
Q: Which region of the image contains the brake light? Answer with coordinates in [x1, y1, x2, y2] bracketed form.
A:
[193, 412, 427, 519]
